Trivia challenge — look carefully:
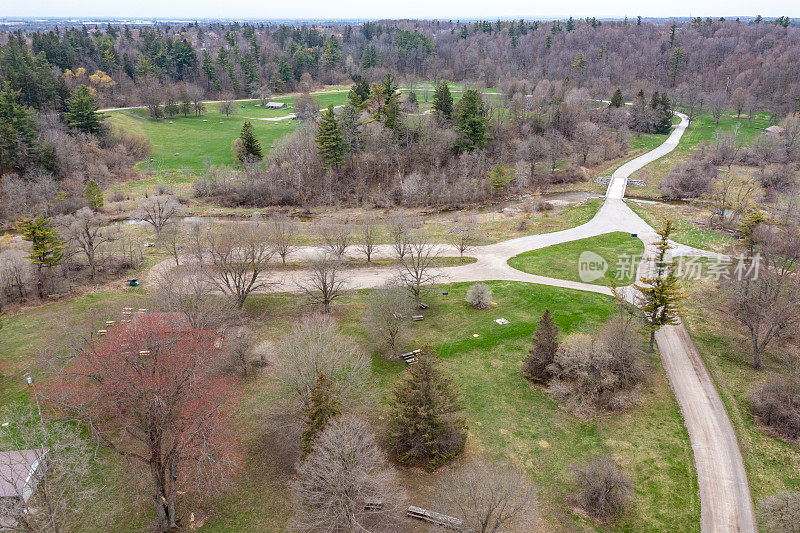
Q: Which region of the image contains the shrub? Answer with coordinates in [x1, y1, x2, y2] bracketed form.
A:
[659, 156, 714, 199]
[750, 377, 800, 440]
[548, 317, 646, 414]
[522, 310, 559, 383]
[757, 491, 800, 533]
[570, 456, 633, 521]
[465, 282, 492, 310]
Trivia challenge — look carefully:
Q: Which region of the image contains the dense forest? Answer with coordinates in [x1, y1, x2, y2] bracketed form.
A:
[2, 17, 799, 112]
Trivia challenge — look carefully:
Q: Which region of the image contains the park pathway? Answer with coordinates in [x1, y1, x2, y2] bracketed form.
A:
[148, 111, 756, 532]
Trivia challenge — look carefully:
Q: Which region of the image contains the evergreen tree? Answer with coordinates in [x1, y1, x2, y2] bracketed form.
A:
[633, 219, 683, 350]
[84, 180, 103, 210]
[238, 121, 263, 161]
[521, 310, 560, 382]
[383, 93, 401, 131]
[609, 87, 624, 108]
[347, 77, 370, 109]
[454, 88, 489, 151]
[360, 45, 379, 69]
[0, 84, 38, 175]
[300, 373, 341, 459]
[653, 93, 673, 134]
[315, 105, 346, 171]
[322, 36, 342, 70]
[388, 346, 466, 469]
[65, 85, 103, 134]
[16, 215, 66, 299]
[381, 73, 398, 107]
[432, 80, 453, 119]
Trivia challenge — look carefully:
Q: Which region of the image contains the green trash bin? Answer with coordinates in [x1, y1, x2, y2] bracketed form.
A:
[128, 279, 140, 287]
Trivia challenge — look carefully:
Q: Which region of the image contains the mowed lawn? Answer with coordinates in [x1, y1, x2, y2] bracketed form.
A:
[199, 281, 699, 531]
[508, 232, 645, 286]
[104, 87, 509, 172]
[104, 91, 351, 171]
[0, 279, 698, 531]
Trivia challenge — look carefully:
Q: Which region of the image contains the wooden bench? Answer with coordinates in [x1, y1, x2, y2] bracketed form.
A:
[400, 349, 422, 365]
[412, 315, 424, 321]
[406, 506, 462, 530]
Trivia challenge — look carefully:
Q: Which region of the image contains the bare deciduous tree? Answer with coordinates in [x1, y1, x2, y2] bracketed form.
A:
[441, 461, 537, 533]
[270, 214, 299, 264]
[185, 84, 205, 117]
[58, 207, 114, 279]
[448, 220, 479, 261]
[217, 94, 237, 119]
[366, 280, 414, 357]
[721, 228, 800, 369]
[294, 92, 320, 122]
[320, 223, 351, 258]
[153, 264, 237, 330]
[706, 91, 728, 125]
[136, 195, 183, 237]
[0, 403, 99, 533]
[573, 121, 601, 165]
[255, 84, 272, 106]
[398, 236, 442, 308]
[291, 416, 404, 532]
[277, 314, 370, 412]
[158, 222, 183, 266]
[517, 135, 548, 182]
[226, 326, 255, 377]
[356, 219, 379, 263]
[388, 217, 412, 259]
[202, 222, 275, 308]
[299, 254, 346, 313]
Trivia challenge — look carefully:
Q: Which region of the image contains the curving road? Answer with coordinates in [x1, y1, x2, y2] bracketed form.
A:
[149, 111, 756, 532]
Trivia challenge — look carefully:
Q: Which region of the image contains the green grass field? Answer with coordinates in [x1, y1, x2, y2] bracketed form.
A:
[627, 200, 737, 252]
[628, 110, 774, 198]
[201, 281, 699, 531]
[508, 232, 645, 286]
[0, 278, 699, 531]
[105, 91, 352, 171]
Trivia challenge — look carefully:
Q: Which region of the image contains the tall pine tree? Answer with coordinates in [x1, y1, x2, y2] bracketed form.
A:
[300, 373, 341, 459]
[609, 87, 624, 108]
[633, 219, 683, 350]
[521, 309, 560, 382]
[454, 88, 489, 151]
[16, 215, 66, 299]
[388, 346, 466, 469]
[315, 105, 346, 171]
[238, 121, 263, 161]
[84, 180, 103, 210]
[65, 85, 103, 134]
[432, 80, 453, 119]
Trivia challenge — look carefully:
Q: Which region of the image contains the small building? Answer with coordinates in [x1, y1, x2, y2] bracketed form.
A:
[265, 101, 286, 109]
[765, 125, 784, 137]
[0, 449, 47, 505]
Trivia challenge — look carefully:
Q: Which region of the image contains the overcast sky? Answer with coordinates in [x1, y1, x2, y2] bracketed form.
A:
[4, 0, 798, 20]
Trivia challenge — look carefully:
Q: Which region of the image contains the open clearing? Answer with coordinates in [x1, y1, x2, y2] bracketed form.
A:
[507, 231, 645, 286]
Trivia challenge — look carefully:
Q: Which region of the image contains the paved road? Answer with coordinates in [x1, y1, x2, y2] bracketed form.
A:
[149, 111, 756, 532]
